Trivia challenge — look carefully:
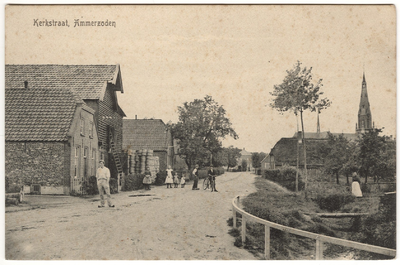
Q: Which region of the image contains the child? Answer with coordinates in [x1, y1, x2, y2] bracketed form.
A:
[143, 168, 152, 190]
[165, 165, 173, 188]
[180, 174, 186, 188]
[173, 172, 179, 188]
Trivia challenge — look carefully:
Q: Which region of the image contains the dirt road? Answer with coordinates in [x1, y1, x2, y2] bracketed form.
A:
[6, 171, 258, 260]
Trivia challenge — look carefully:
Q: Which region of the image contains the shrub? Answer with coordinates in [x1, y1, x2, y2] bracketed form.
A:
[263, 169, 280, 181]
[262, 167, 304, 191]
[314, 194, 355, 212]
[123, 174, 145, 191]
[155, 171, 166, 186]
[82, 176, 98, 195]
[109, 178, 118, 194]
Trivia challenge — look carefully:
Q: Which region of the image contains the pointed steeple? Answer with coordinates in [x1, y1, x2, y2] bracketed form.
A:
[356, 72, 373, 134]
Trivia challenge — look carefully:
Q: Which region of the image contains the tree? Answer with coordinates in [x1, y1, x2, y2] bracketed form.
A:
[251, 152, 267, 169]
[270, 61, 330, 191]
[172, 95, 238, 170]
[319, 133, 356, 184]
[357, 128, 396, 183]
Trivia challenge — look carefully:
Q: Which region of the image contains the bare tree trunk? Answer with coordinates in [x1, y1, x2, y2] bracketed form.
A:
[296, 136, 299, 192]
[300, 110, 308, 193]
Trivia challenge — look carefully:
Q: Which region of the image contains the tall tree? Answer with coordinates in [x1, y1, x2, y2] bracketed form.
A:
[357, 128, 396, 183]
[172, 95, 238, 170]
[270, 61, 330, 191]
[319, 133, 355, 184]
[251, 152, 267, 169]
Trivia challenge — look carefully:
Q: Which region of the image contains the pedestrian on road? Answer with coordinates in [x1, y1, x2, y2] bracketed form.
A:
[208, 165, 218, 192]
[173, 172, 179, 188]
[180, 174, 186, 188]
[192, 164, 200, 190]
[165, 165, 174, 188]
[143, 167, 152, 190]
[96, 160, 115, 208]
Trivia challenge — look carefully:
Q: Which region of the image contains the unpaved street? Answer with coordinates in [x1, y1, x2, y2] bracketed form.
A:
[6, 172, 258, 260]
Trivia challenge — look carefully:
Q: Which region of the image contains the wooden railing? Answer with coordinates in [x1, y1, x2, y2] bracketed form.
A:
[232, 195, 396, 260]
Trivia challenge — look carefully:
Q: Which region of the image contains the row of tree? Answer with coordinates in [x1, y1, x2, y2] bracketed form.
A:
[320, 129, 396, 184]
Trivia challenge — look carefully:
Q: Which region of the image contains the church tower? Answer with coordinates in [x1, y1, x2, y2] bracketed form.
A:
[356, 72, 373, 134]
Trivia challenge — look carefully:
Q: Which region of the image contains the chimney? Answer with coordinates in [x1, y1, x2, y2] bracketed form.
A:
[24, 81, 28, 89]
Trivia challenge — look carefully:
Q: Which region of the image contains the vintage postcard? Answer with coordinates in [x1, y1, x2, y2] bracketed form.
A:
[3, 4, 397, 262]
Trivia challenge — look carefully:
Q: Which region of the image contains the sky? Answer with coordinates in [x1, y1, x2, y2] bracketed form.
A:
[4, 4, 396, 153]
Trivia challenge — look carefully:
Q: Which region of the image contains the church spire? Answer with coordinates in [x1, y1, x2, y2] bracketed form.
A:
[356, 72, 373, 134]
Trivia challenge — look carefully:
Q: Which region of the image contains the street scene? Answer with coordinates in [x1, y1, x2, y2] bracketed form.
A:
[6, 172, 257, 260]
[3, 4, 396, 262]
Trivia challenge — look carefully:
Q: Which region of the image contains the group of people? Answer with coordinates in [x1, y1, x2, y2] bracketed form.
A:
[95, 160, 218, 208]
[191, 164, 218, 192]
[164, 166, 186, 188]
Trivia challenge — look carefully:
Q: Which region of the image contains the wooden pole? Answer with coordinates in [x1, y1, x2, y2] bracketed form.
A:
[264, 225, 270, 260]
[242, 216, 246, 246]
[316, 239, 323, 260]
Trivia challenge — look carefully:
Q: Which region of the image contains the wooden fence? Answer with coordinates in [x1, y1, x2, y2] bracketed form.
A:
[232, 195, 396, 260]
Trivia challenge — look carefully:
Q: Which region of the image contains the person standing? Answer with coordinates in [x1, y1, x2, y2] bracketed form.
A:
[192, 164, 199, 190]
[96, 160, 115, 208]
[208, 165, 218, 192]
[165, 165, 174, 188]
[180, 174, 186, 188]
[143, 167, 152, 190]
[351, 172, 363, 198]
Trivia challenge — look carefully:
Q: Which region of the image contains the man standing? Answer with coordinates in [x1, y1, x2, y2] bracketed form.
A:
[208, 165, 218, 192]
[192, 164, 199, 190]
[96, 160, 115, 208]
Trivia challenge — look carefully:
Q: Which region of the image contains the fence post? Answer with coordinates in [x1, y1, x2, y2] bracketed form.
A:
[316, 239, 323, 260]
[242, 216, 246, 246]
[264, 225, 270, 260]
[233, 206, 236, 228]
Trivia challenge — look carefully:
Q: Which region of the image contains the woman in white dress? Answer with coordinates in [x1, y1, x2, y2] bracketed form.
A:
[351, 172, 363, 198]
[165, 165, 174, 188]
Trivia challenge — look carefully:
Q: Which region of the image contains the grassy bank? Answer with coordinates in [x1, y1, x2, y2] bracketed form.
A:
[228, 176, 389, 260]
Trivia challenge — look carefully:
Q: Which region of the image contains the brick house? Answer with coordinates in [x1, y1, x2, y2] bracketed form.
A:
[5, 64, 127, 191]
[5, 64, 127, 193]
[122, 119, 174, 174]
[5, 73, 99, 195]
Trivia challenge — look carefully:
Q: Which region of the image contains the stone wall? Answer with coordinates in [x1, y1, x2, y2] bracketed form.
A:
[5, 141, 70, 194]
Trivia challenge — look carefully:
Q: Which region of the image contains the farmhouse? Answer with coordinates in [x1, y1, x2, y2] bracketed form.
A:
[5, 77, 98, 195]
[5, 64, 126, 194]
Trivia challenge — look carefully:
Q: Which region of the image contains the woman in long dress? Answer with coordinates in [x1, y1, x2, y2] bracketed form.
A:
[351, 173, 363, 198]
[165, 165, 174, 188]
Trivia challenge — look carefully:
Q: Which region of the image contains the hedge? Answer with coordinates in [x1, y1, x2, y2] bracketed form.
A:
[262, 166, 305, 191]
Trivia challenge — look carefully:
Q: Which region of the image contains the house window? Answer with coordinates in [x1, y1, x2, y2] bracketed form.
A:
[84, 147, 88, 178]
[89, 121, 93, 138]
[80, 117, 85, 136]
[74, 146, 80, 177]
[92, 149, 96, 176]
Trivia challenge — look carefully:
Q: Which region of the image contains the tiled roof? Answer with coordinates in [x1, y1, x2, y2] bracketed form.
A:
[5, 64, 119, 100]
[240, 148, 252, 157]
[5, 86, 83, 141]
[270, 138, 327, 168]
[292, 131, 359, 141]
[123, 119, 169, 151]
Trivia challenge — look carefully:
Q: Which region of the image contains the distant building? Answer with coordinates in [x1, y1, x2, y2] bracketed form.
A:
[239, 148, 253, 171]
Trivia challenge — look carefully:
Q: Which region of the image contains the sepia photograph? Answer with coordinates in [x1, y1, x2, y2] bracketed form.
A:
[2, 3, 397, 262]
